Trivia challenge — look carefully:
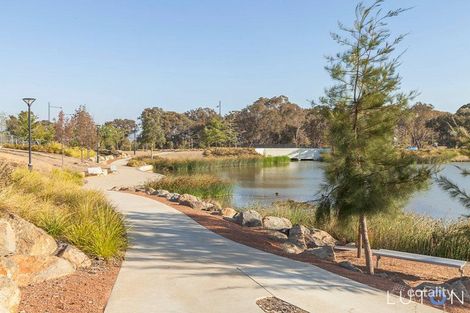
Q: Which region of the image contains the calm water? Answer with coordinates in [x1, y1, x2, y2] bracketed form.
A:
[205, 162, 470, 220]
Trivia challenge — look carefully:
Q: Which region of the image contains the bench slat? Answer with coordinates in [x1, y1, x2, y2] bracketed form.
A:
[373, 249, 466, 268]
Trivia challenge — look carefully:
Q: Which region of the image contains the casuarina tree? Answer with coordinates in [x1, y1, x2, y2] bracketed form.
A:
[319, 0, 432, 274]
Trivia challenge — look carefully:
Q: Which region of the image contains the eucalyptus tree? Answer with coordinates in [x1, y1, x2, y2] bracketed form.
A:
[319, 0, 432, 274]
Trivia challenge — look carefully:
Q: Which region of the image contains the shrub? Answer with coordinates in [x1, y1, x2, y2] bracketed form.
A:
[202, 147, 259, 157]
[0, 166, 127, 259]
[146, 174, 233, 199]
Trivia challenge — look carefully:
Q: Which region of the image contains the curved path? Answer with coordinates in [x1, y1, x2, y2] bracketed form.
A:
[87, 160, 440, 313]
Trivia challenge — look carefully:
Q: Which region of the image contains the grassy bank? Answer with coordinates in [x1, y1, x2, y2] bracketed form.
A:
[3, 142, 96, 159]
[404, 148, 469, 164]
[0, 161, 126, 259]
[129, 155, 290, 173]
[258, 200, 470, 261]
[146, 174, 233, 199]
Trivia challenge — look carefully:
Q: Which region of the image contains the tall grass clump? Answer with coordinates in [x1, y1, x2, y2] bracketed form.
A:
[146, 174, 233, 199]
[259, 200, 470, 261]
[0, 166, 127, 259]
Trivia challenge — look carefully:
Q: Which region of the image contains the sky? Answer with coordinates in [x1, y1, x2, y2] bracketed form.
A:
[0, 0, 469, 123]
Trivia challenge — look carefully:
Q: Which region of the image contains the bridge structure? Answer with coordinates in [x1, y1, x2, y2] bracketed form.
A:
[254, 147, 329, 161]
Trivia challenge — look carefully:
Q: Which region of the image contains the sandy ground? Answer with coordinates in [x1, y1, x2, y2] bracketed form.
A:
[19, 260, 121, 313]
[137, 192, 470, 313]
[0, 148, 95, 173]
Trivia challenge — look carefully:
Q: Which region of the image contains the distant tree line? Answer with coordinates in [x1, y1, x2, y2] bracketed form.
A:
[1, 98, 469, 152]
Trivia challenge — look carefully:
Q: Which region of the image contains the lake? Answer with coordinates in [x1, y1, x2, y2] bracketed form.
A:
[205, 161, 470, 220]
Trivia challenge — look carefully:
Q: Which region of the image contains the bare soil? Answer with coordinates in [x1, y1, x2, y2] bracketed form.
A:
[138, 192, 470, 313]
[18, 260, 121, 313]
[0, 148, 93, 173]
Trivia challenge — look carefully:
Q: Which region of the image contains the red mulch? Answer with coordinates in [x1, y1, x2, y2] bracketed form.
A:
[19, 260, 121, 313]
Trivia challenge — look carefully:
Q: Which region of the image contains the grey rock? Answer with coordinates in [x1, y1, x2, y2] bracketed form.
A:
[165, 193, 180, 202]
[156, 189, 170, 197]
[338, 260, 362, 273]
[234, 210, 262, 227]
[281, 242, 305, 254]
[304, 246, 336, 261]
[266, 230, 288, 241]
[287, 224, 310, 249]
[146, 187, 156, 195]
[262, 216, 292, 231]
[309, 228, 337, 247]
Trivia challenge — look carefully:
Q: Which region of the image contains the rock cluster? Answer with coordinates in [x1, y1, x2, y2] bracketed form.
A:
[0, 213, 91, 313]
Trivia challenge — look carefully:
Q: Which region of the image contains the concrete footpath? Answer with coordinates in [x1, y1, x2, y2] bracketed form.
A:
[88, 160, 441, 313]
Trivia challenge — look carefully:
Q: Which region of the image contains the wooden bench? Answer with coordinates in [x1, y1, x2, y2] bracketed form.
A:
[374, 249, 467, 276]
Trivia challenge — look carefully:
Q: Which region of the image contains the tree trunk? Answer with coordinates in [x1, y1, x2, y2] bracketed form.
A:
[150, 144, 154, 159]
[80, 146, 83, 163]
[356, 221, 362, 258]
[360, 213, 374, 275]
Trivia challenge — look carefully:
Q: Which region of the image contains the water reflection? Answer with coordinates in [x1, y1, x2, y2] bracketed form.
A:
[205, 161, 470, 220]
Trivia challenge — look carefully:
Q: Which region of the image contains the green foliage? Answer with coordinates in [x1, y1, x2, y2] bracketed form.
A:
[320, 1, 432, 220]
[129, 155, 290, 173]
[0, 167, 127, 259]
[146, 174, 233, 199]
[200, 118, 237, 147]
[139, 108, 166, 149]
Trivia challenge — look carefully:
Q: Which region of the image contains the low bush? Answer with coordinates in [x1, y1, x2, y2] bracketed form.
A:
[146, 174, 233, 199]
[202, 147, 259, 157]
[0, 166, 127, 259]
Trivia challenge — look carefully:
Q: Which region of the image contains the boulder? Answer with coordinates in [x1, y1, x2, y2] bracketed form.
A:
[445, 277, 470, 301]
[0, 277, 20, 313]
[338, 260, 362, 273]
[266, 230, 288, 241]
[8, 255, 75, 287]
[304, 246, 336, 261]
[135, 185, 147, 192]
[0, 221, 15, 256]
[178, 194, 200, 204]
[146, 187, 156, 195]
[6, 214, 57, 256]
[221, 208, 237, 218]
[234, 210, 262, 227]
[281, 242, 305, 254]
[262, 216, 292, 231]
[155, 189, 170, 197]
[287, 225, 310, 249]
[309, 228, 337, 247]
[57, 244, 92, 269]
[166, 193, 181, 202]
[0, 258, 17, 280]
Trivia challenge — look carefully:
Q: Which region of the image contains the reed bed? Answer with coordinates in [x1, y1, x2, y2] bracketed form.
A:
[0, 164, 127, 259]
[129, 155, 290, 173]
[258, 200, 470, 261]
[146, 174, 233, 199]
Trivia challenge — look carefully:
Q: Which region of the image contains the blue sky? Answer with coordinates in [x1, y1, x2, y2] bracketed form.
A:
[1, 0, 469, 123]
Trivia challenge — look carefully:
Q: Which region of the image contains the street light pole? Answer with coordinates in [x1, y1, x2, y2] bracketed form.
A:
[96, 125, 100, 164]
[22, 98, 36, 172]
[133, 128, 137, 156]
[48, 102, 63, 122]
